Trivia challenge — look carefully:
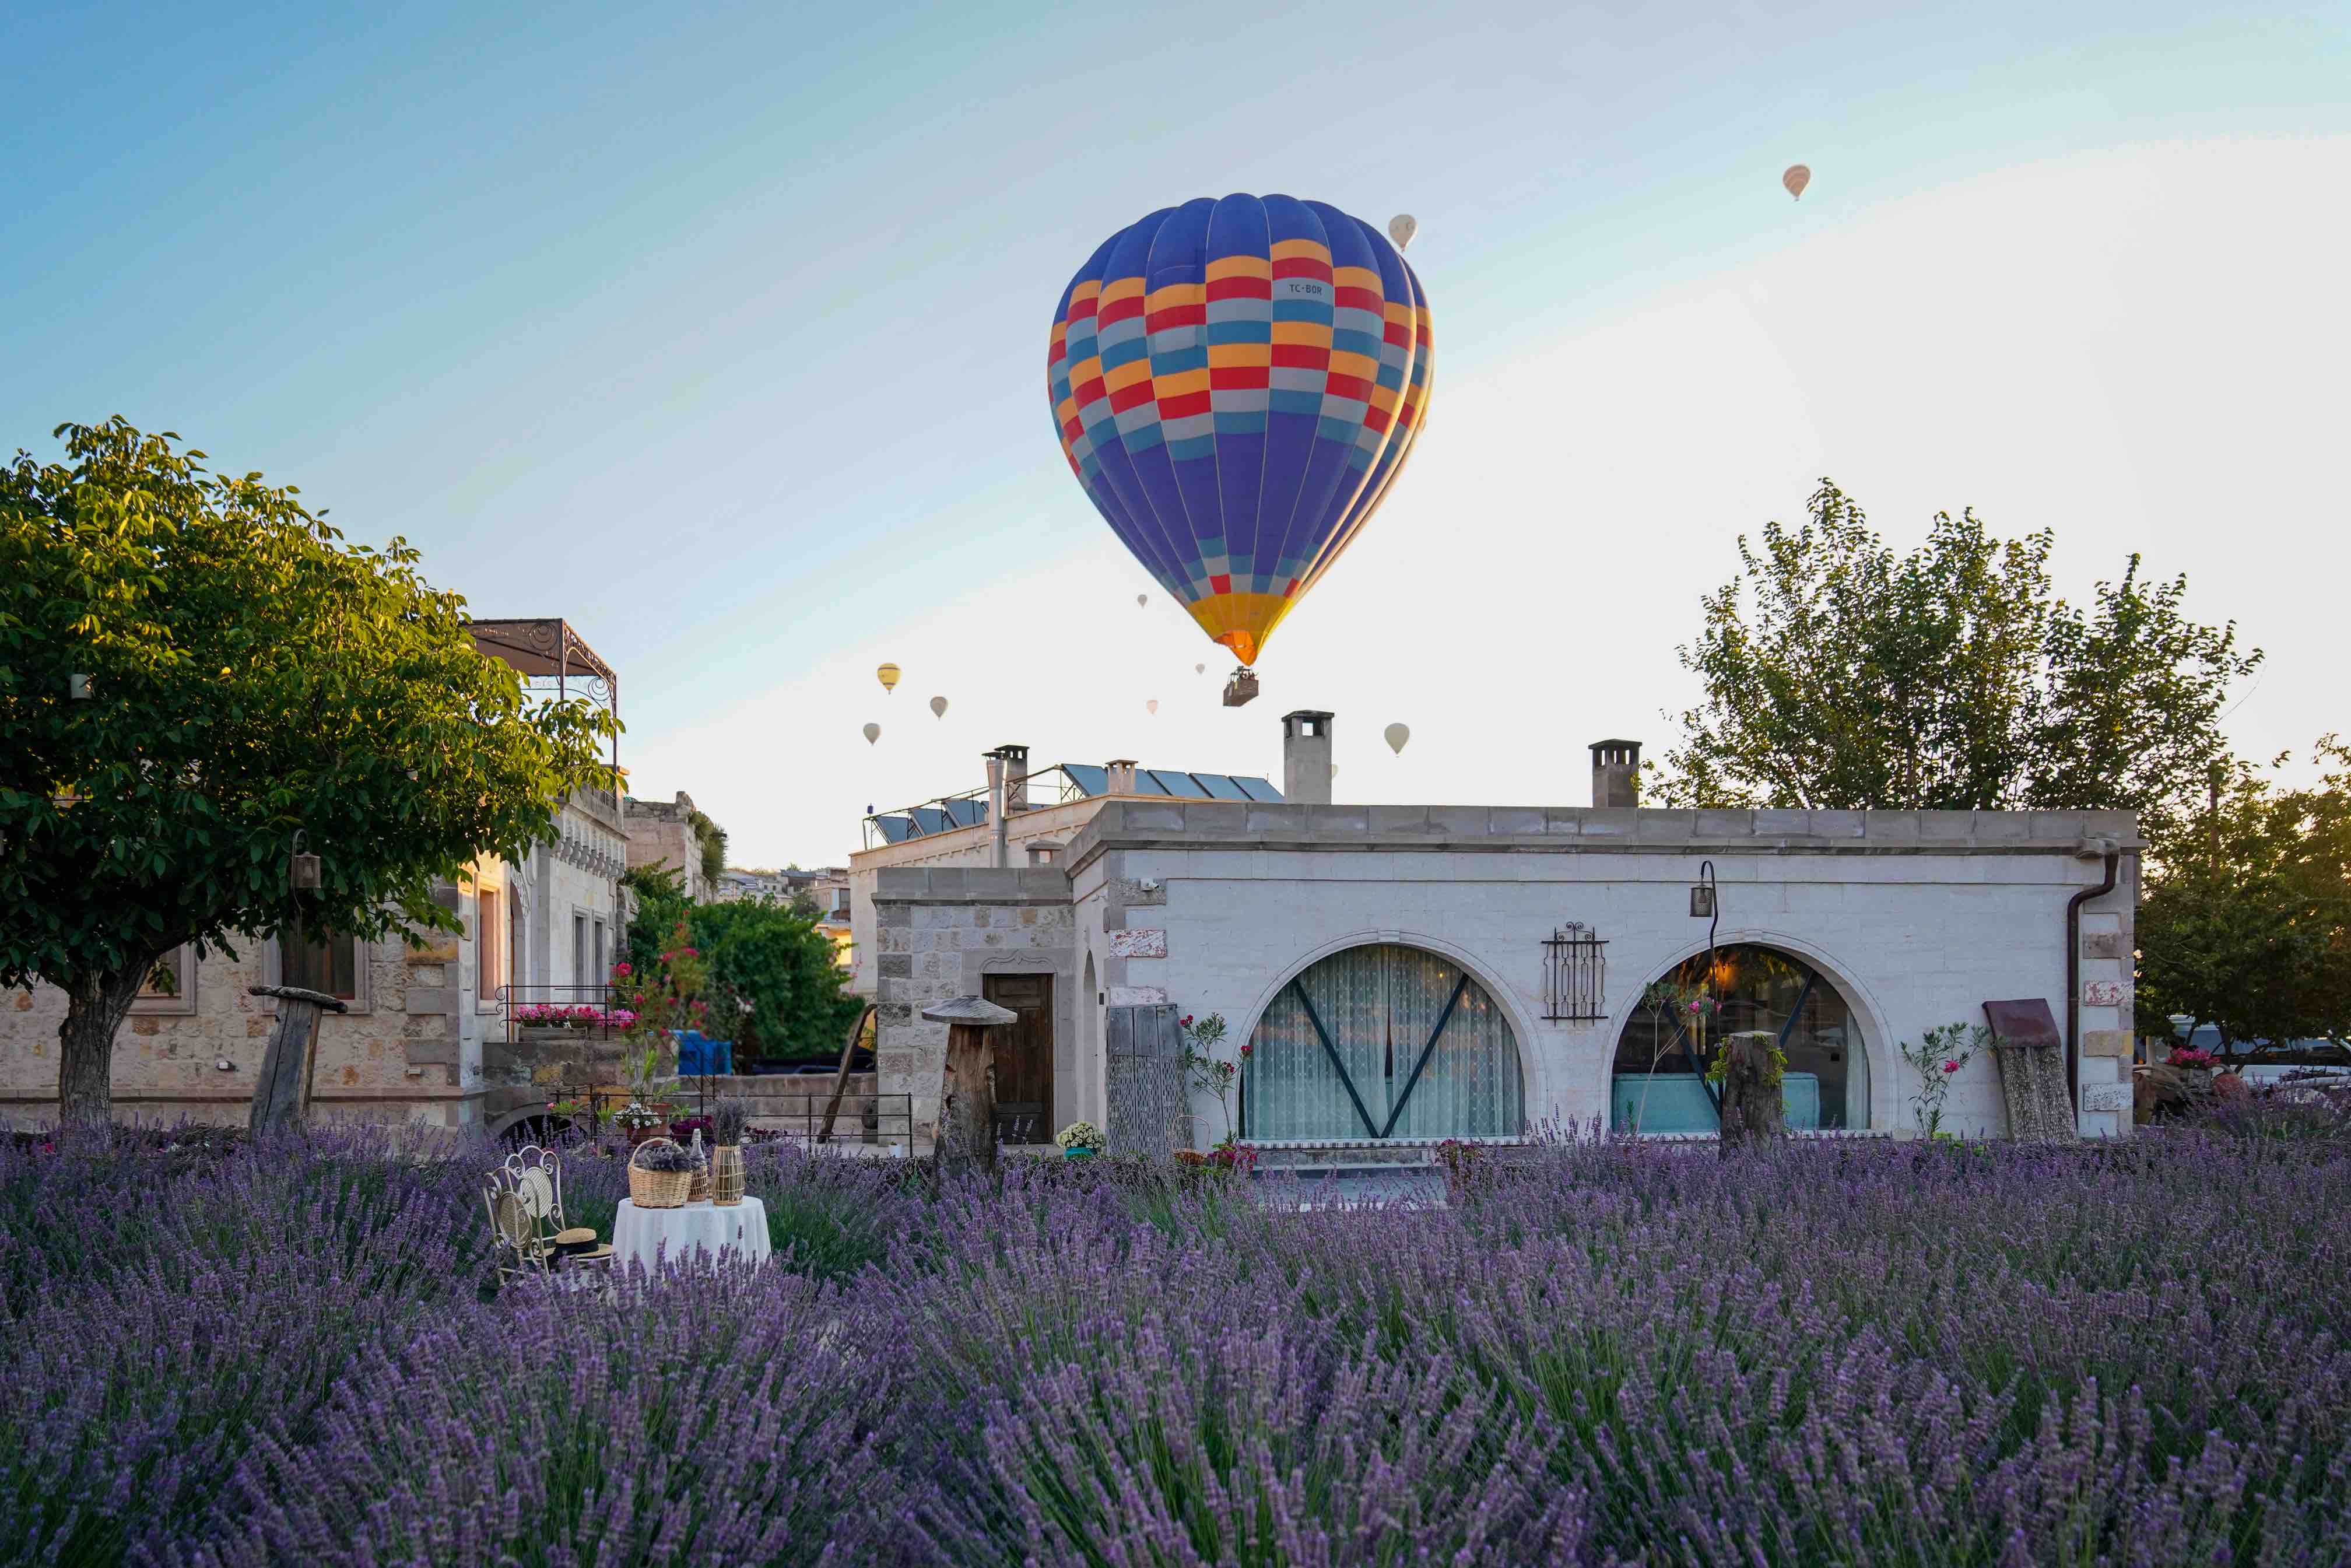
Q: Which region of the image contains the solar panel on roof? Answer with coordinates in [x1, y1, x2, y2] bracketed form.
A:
[1146, 770, 1210, 798]
[909, 807, 953, 836]
[1062, 764, 1110, 796]
[943, 799, 988, 827]
[873, 816, 915, 843]
[1195, 773, 1251, 801]
[1132, 771, 1172, 795]
[1232, 776, 1284, 802]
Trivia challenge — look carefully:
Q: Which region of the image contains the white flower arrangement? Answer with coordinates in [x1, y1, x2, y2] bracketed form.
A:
[1054, 1120, 1104, 1151]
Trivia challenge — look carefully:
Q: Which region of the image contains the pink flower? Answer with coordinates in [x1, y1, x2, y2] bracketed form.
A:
[682, 947, 699, 957]
[1942, 1060, 1960, 1075]
[613, 962, 632, 977]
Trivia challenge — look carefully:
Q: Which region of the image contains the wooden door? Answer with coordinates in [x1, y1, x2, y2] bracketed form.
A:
[982, 973, 1054, 1145]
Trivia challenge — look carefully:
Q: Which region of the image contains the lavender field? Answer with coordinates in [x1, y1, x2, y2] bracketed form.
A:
[4, 1115, 2348, 1567]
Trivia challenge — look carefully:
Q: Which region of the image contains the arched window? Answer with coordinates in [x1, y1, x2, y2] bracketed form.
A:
[1611, 944, 1871, 1133]
[1244, 944, 1524, 1141]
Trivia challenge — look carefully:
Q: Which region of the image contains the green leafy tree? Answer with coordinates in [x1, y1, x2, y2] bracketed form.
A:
[621, 862, 690, 976]
[687, 808, 727, 890]
[689, 898, 863, 1062]
[2136, 739, 2351, 1054]
[1, 419, 615, 1123]
[1651, 482, 2258, 849]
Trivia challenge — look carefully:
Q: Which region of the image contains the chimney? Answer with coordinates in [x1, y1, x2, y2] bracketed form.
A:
[1283, 710, 1334, 805]
[997, 743, 1029, 813]
[1106, 758, 1139, 795]
[1589, 739, 1641, 809]
[984, 750, 1009, 868]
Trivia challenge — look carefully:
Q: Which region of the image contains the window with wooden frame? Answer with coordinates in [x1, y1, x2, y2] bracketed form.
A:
[478, 887, 503, 1002]
[279, 919, 359, 1001]
[132, 946, 198, 1015]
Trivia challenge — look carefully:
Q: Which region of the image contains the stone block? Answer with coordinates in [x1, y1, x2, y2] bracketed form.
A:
[1182, 802, 1247, 836]
[1694, 809, 1756, 839]
[2080, 1081, 2134, 1113]
[405, 988, 455, 1016]
[2080, 1029, 2132, 1058]
[1809, 810, 1866, 839]
[878, 954, 912, 979]
[1122, 802, 1188, 832]
[132, 1017, 159, 1036]
[2079, 931, 2122, 960]
[878, 903, 912, 929]
[1752, 808, 1810, 839]
[1489, 807, 1545, 836]
[1369, 805, 1432, 835]
[1577, 808, 1640, 837]
[248, 1017, 272, 1037]
[1108, 877, 1167, 908]
[1633, 811, 1698, 842]
[1429, 805, 1492, 836]
[1108, 985, 1167, 1006]
[1970, 812, 2030, 843]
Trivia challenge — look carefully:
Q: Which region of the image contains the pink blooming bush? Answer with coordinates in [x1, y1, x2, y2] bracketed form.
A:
[2171, 1046, 2220, 1070]
[511, 1004, 638, 1030]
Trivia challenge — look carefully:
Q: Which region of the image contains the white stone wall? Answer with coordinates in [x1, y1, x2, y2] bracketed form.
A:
[878, 804, 2141, 1149]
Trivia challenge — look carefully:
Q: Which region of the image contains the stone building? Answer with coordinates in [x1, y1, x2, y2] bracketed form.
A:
[622, 790, 714, 903]
[1, 618, 631, 1131]
[853, 716, 2141, 1153]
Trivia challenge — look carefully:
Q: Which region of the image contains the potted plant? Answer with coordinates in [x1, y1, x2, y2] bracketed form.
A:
[1054, 1120, 1104, 1159]
[615, 1100, 666, 1148]
[710, 1099, 752, 1205]
[2170, 1045, 2220, 1088]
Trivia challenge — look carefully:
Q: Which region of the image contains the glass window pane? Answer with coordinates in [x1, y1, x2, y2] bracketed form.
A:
[1610, 944, 1868, 1131]
[478, 889, 500, 1001]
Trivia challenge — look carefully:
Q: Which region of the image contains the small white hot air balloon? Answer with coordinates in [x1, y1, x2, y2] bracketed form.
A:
[1388, 213, 1417, 250]
[1146, 699, 1159, 715]
[929, 696, 948, 719]
[1385, 722, 1409, 755]
[862, 722, 880, 745]
[1782, 164, 1810, 201]
[1136, 593, 1148, 608]
[1195, 663, 1205, 675]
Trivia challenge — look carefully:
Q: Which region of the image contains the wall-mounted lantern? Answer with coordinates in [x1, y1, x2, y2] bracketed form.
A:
[1689, 861, 1717, 920]
[69, 673, 93, 700]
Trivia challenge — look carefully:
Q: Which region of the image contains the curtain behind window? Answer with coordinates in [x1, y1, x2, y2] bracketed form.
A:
[1244, 944, 1522, 1141]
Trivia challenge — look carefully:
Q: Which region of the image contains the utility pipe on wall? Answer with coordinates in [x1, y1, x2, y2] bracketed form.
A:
[2064, 841, 2121, 1118]
[985, 750, 1009, 869]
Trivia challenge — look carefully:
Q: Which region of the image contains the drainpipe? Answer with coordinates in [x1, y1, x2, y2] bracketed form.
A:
[2064, 839, 2121, 1117]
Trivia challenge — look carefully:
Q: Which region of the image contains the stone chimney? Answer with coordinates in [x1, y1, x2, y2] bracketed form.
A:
[985, 750, 1009, 868]
[1106, 759, 1139, 795]
[996, 743, 1029, 813]
[1589, 739, 1641, 809]
[1283, 710, 1334, 806]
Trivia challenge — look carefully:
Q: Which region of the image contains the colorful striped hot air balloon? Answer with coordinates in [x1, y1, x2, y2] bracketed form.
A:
[1047, 194, 1435, 668]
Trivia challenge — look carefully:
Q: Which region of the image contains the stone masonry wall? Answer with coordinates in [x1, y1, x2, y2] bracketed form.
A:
[872, 868, 1079, 1143]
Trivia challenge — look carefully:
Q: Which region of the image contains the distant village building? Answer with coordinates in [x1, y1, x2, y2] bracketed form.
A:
[2, 618, 632, 1133]
[851, 719, 2141, 1155]
[713, 865, 855, 969]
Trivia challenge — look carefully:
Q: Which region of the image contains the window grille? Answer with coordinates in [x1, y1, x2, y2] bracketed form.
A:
[1542, 924, 1607, 1021]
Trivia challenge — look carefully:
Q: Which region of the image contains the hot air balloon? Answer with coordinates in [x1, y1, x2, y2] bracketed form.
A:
[862, 722, 880, 745]
[1781, 164, 1810, 201]
[1388, 213, 1416, 250]
[930, 696, 948, 719]
[1195, 663, 1205, 675]
[876, 663, 901, 693]
[1385, 722, 1409, 755]
[1136, 593, 1148, 608]
[1146, 699, 1159, 715]
[1047, 195, 1434, 672]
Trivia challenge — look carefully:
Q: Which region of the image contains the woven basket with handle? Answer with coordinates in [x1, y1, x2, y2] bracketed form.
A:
[627, 1137, 694, 1209]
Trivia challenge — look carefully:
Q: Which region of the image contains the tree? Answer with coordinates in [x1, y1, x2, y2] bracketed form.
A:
[620, 862, 690, 976]
[1651, 482, 2259, 849]
[687, 807, 727, 890]
[689, 898, 863, 1063]
[2136, 739, 2351, 1054]
[1, 419, 615, 1123]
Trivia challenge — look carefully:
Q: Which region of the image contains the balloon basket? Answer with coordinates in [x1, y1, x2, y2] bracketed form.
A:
[1221, 669, 1259, 708]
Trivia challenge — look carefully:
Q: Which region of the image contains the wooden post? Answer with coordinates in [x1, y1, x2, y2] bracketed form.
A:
[817, 1002, 876, 1144]
[1715, 1030, 1784, 1154]
[247, 985, 349, 1134]
[922, 996, 1016, 1173]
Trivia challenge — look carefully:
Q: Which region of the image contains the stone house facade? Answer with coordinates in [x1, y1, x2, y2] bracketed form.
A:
[623, 790, 712, 903]
[859, 717, 2142, 1152]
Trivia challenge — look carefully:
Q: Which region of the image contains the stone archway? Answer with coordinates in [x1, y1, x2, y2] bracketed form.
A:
[1609, 942, 1875, 1134]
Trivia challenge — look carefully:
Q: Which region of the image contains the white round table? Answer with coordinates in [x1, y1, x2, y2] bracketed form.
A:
[611, 1196, 771, 1274]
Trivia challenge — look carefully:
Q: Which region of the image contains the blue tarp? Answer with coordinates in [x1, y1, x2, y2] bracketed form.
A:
[673, 1030, 735, 1076]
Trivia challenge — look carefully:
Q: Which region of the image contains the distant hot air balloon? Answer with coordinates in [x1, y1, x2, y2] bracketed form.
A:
[1385, 722, 1409, 755]
[1146, 699, 1159, 715]
[1136, 593, 1148, 608]
[876, 663, 901, 693]
[1781, 164, 1810, 201]
[1047, 195, 1434, 670]
[1194, 663, 1205, 675]
[1388, 213, 1417, 250]
[862, 722, 880, 745]
[930, 696, 948, 719]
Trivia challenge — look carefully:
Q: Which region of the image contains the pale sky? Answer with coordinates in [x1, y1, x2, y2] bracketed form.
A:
[4, 5, 2343, 865]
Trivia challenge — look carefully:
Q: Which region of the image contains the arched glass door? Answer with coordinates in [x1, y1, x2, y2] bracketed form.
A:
[1244, 944, 1524, 1141]
[1610, 945, 1870, 1132]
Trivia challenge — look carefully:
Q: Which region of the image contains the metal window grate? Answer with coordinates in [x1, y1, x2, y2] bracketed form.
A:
[1542, 924, 1608, 1021]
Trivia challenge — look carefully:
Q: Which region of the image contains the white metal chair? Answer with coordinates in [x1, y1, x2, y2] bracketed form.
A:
[483, 1145, 613, 1285]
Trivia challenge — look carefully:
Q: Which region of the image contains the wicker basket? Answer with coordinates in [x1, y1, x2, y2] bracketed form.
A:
[710, 1144, 746, 1206]
[688, 1165, 712, 1204]
[627, 1137, 694, 1209]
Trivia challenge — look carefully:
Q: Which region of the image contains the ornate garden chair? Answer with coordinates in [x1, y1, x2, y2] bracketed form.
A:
[483, 1145, 613, 1285]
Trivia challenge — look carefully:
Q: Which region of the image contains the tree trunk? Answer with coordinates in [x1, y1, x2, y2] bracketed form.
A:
[56, 967, 146, 1128]
[938, 1020, 998, 1176]
[1716, 1030, 1785, 1155]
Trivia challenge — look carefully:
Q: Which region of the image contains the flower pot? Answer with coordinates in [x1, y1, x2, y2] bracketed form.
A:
[624, 1125, 662, 1148]
[710, 1145, 746, 1205]
[1063, 1145, 1099, 1160]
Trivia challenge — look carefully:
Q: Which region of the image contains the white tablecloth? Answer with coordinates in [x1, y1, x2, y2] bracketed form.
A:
[612, 1197, 771, 1274]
